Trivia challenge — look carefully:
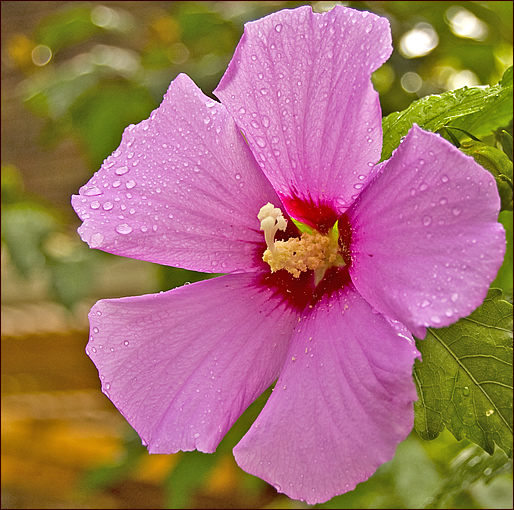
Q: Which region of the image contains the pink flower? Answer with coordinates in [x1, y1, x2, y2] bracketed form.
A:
[72, 5, 505, 504]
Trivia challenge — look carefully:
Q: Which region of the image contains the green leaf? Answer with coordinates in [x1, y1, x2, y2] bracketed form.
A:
[459, 141, 513, 211]
[425, 443, 512, 509]
[492, 211, 513, 301]
[381, 66, 513, 162]
[69, 79, 156, 170]
[449, 67, 513, 140]
[413, 289, 513, 457]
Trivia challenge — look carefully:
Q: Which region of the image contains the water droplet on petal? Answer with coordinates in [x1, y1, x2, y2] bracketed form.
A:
[451, 293, 459, 302]
[441, 174, 449, 183]
[83, 186, 102, 196]
[124, 340, 129, 346]
[423, 215, 432, 226]
[116, 166, 129, 175]
[421, 299, 431, 308]
[116, 223, 133, 235]
[256, 137, 266, 148]
[90, 232, 104, 247]
[126, 180, 136, 189]
[452, 207, 462, 216]
[275, 24, 282, 32]
[103, 202, 113, 211]
[90, 201, 101, 210]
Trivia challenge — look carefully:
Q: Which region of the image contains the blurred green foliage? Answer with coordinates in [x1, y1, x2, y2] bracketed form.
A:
[2, 1, 513, 508]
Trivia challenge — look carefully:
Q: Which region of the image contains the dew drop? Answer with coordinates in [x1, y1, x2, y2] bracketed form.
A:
[485, 409, 494, 417]
[421, 299, 431, 308]
[193, 166, 200, 173]
[103, 202, 113, 211]
[238, 107, 246, 115]
[441, 174, 449, 183]
[275, 23, 282, 32]
[90, 233, 104, 247]
[256, 137, 266, 148]
[90, 201, 101, 210]
[126, 180, 136, 189]
[452, 207, 462, 216]
[439, 197, 448, 205]
[451, 293, 459, 302]
[419, 183, 429, 191]
[116, 223, 133, 235]
[83, 186, 102, 196]
[193, 432, 200, 439]
[462, 386, 470, 396]
[124, 340, 129, 346]
[113, 180, 121, 188]
[423, 215, 432, 226]
[115, 166, 129, 176]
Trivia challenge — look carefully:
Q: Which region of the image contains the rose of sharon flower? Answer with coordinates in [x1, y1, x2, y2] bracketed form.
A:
[72, 5, 505, 504]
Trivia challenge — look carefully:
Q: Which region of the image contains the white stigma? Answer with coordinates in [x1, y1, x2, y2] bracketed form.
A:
[258, 202, 287, 253]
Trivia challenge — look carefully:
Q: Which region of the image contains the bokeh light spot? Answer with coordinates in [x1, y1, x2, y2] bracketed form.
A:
[401, 72, 423, 93]
[446, 6, 489, 41]
[31, 45, 52, 66]
[399, 23, 439, 58]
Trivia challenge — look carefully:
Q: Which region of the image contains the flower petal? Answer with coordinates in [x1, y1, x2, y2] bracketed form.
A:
[86, 273, 300, 454]
[72, 73, 281, 273]
[233, 283, 419, 504]
[348, 125, 505, 338]
[215, 5, 392, 221]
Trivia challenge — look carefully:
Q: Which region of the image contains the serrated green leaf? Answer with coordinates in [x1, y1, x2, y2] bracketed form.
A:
[381, 66, 513, 161]
[459, 141, 513, 211]
[413, 289, 513, 457]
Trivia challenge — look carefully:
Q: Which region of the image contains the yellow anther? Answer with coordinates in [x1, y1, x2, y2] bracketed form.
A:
[258, 203, 345, 284]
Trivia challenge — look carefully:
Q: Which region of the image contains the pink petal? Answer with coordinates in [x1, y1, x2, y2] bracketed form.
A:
[215, 5, 392, 221]
[72, 73, 282, 273]
[86, 273, 300, 454]
[233, 283, 419, 504]
[348, 125, 505, 338]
